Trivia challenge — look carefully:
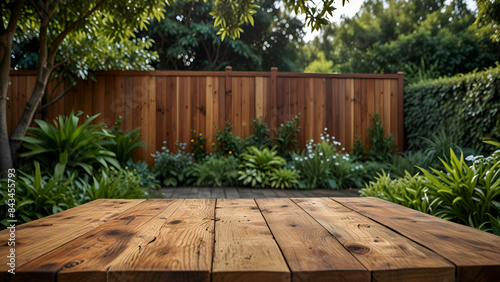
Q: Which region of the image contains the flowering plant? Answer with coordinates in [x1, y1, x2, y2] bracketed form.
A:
[291, 129, 365, 189]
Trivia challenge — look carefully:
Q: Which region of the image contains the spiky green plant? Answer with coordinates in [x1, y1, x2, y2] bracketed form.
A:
[20, 111, 119, 175]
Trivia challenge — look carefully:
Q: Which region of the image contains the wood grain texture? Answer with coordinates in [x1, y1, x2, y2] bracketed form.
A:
[57, 199, 184, 282]
[11, 199, 166, 282]
[294, 198, 455, 281]
[335, 197, 500, 281]
[108, 199, 216, 282]
[212, 199, 290, 282]
[256, 198, 369, 281]
[0, 199, 144, 281]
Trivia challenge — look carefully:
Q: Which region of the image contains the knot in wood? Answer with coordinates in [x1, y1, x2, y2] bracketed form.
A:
[346, 244, 371, 255]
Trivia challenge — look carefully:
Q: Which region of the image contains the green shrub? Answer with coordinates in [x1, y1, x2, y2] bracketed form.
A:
[362, 141, 500, 234]
[83, 167, 146, 200]
[419, 149, 500, 232]
[213, 122, 246, 157]
[351, 135, 365, 162]
[190, 129, 207, 161]
[0, 162, 84, 226]
[269, 168, 299, 189]
[405, 64, 500, 152]
[105, 117, 146, 166]
[246, 118, 272, 150]
[126, 160, 161, 190]
[367, 113, 396, 162]
[20, 111, 120, 176]
[389, 151, 431, 178]
[274, 113, 301, 160]
[292, 131, 366, 189]
[152, 142, 195, 187]
[360, 170, 434, 214]
[238, 146, 286, 188]
[193, 156, 240, 187]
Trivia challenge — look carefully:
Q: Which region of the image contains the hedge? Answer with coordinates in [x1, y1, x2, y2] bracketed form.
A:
[405, 64, 500, 152]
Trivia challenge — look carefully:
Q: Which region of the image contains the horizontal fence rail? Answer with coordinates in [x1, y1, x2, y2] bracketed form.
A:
[7, 68, 404, 166]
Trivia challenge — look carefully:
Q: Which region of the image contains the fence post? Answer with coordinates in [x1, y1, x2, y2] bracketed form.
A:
[225, 66, 232, 123]
[270, 67, 278, 130]
[397, 71, 405, 151]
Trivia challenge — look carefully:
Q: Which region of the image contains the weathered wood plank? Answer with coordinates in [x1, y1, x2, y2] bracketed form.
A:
[294, 198, 455, 281]
[1, 199, 144, 280]
[108, 199, 215, 281]
[334, 197, 500, 281]
[256, 198, 369, 281]
[212, 199, 290, 282]
[55, 199, 182, 282]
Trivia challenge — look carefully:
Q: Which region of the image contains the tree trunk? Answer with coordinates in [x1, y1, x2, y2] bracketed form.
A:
[9, 69, 52, 167]
[0, 0, 24, 178]
[0, 36, 13, 178]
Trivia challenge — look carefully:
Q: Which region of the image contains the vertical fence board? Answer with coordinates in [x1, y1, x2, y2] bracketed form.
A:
[241, 77, 250, 138]
[383, 79, 392, 135]
[198, 76, 207, 138]
[255, 77, 264, 120]
[232, 77, 242, 138]
[205, 77, 215, 152]
[156, 77, 167, 152]
[390, 79, 398, 147]
[249, 77, 256, 131]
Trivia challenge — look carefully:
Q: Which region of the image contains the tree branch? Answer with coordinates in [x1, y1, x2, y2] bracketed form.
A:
[6, 0, 25, 34]
[41, 83, 76, 110]
[52, 58, 68, 69]
[214, 43, 221, 67]
[200, 37, 213, 66]
[48, 0, 108, 63]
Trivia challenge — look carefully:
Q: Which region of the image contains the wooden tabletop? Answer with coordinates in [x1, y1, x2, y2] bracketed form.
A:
[2, 197, 500, 281]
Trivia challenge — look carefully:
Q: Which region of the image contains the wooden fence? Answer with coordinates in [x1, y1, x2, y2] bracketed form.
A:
[7, 68, 404, 166]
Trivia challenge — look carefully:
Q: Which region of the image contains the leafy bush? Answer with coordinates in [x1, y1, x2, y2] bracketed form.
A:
[363, 141, 500, 234]
[269, 168, 299, 189]
[246, 118, 272, 150]
[389, 151, 431, 178]
[190, 129, 207, 161]
[126, 160, 160, 190]
[292, 131, 366, 189]
[19, 111, 119, 175]
[238, 146, 286, 188]
[360, 171, 434, 214]
[152, 142, 195, 187]
[367, 113, 396, 162]
[419, 149, 500, 232]
[84, 167, 147, 200]
[0, 162, 84, 226]
[193, 156, 240, 187]
[274, 113, 301, 160]
[405, 64, 500, 152]
[105, 117, 146, 166]
[351, 135, 365, 162]
[213, 122, 246, 157]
